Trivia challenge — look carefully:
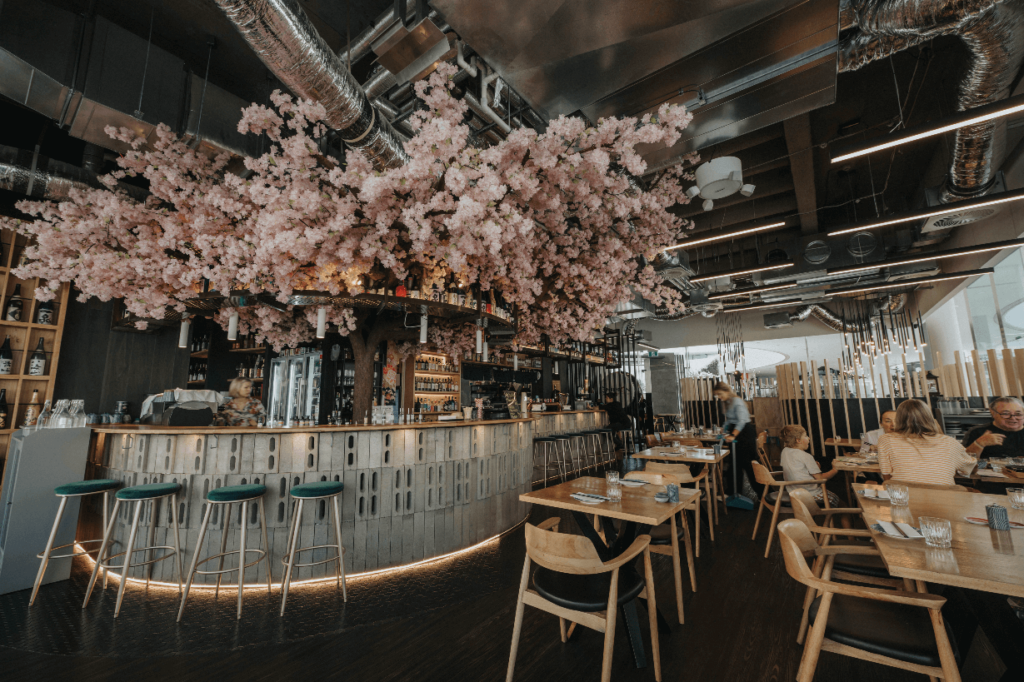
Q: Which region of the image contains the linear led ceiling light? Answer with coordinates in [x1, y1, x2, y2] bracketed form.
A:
[709, 283, 798, 300]
[826, 237, 1024, 277]
[827, 187, 1024, 237]
[691, 262, 794, 283]
[827, 269, 994, 296]
[831, 92, 1024, 163]
[662, 221, 787, 251]
[720, 300, 812, 314]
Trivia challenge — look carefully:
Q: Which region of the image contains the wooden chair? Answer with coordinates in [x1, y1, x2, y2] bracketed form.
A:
[622, 471, 696, 624]
[777, 519, 962, 682]
[644, 462, 713, 555]
[645, 433, 662, 448]
[756, 430, 770, 469]
[507, 518, 661, 682]
[751, 461, 827, 558]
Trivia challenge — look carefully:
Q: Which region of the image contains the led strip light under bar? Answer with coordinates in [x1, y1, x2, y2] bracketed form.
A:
[827, 187, 1024, 237]
[827, 237, 1024, 277]
[691, 262, 794, 283]
[831, 92, 1024, 163]
[662, 221, 788, 251]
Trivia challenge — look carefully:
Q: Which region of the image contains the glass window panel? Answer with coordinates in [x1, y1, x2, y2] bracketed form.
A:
[995, 247, 1024, 348]
[965, 274, 1002, 352]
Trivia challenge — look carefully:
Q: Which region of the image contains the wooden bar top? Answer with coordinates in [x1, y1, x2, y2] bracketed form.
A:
[91, 417, 536, 435]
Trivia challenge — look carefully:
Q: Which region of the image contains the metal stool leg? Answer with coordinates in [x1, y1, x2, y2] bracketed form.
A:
[177, 501, 214, 622]
[83, 499, 121, 608]
[30, 496, 68, 607]
[215, 502, 231, 598]
[331, 495, 347, 601]
[170, 493, 184, 593]
[114, 500, 144, 618]
[236, 500, 248, 619]
[259, 498, 273, 592]
[101, 491, 110, 590]
[280, 499, 304, 616]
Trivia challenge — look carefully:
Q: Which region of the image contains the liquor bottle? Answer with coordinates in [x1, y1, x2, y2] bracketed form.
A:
[396, 279, 407, 298]
[36, 300, 55, 325]
[5, 284, 23, 321]
[22, 389, 40, 427]
[0, 388, 8, 429]
[0, 335, 12, 375]
[28, 337, 46, 376]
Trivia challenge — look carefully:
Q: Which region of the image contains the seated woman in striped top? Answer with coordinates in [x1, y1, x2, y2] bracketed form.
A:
[878, 399, 977, 486]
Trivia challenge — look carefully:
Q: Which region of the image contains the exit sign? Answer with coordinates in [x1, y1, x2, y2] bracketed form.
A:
[648, 351, 659, 357]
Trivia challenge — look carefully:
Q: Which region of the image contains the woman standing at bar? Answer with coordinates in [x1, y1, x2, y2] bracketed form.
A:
[714, 381, 762, 500]
[215, 378, 266, 427]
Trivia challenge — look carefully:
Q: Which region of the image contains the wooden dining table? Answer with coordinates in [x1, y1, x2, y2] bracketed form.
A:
[632, 446, 729, 524]
[854, 482, 1024, 597]
[520, 477, 700, 669]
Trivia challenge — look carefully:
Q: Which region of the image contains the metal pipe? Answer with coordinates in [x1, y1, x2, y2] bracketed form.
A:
[214, 0, 409, 170]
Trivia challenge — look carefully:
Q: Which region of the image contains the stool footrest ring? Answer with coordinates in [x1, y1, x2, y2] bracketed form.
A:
[100, 545, 178, 570]
[194, 549, 267, 576]
[280, 544, 345, 569]
[36, 538, 106, 560]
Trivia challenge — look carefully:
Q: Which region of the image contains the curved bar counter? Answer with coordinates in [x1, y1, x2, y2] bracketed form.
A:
[86, 418, 536, 586]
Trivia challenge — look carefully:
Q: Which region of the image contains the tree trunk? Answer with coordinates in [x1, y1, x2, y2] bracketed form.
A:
[348, 311, 418, 421]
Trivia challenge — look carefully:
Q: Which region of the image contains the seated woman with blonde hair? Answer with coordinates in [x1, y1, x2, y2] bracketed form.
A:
[779, 424, 842, 507]
[214, 377, 266, 427]
[878, 399, 976, 486]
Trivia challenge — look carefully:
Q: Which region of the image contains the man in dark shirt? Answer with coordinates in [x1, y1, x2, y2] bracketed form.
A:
[602, 392, 632, 431]
[962, 396, 1024, 459]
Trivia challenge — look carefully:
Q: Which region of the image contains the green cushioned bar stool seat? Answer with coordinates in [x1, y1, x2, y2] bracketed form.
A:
[54, 479, 121, 497]
[178, 483, 272, 622]
[207, 483, 267, 503]
[31, 479, 122, 607]
[289, 481, 344, 498]
[84, 481, 184, 618]
[115, 482, 181, 500]
[280, 479, 347, 615]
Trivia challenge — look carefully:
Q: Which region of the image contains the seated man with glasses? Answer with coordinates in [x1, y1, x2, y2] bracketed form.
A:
[962, 396, 1024, 459]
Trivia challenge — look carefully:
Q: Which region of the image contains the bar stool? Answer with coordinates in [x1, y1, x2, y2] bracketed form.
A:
[579, 431, 604, 471]
[533, 437, 560, 486]
[613, 428, 637, 456]
[596, 429, 616, 466]
[280, 481, 346, 616]
[177, 483, 273, 621]
[83, 482, 183, 617]
[31, 478, 121, 606]
[552, 436, 574, 481]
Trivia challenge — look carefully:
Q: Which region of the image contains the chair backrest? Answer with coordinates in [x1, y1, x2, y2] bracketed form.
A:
[788, 490, 821, 529]
[676, 438, 702, 447]
[776, 518, 823, 587]
[751, 460, 778, 486]
[645, 434, 659, 448]
[525, 522, 605, 575]
[644, 461, 701, 482]
[623, 471, 683, 489]
[756, 430, 771, 468]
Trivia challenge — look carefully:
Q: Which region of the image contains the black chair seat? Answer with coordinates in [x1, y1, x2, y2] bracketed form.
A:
[649, 522, 684, 546]
[533, 565, 645, 612]
[833, 553, 891, 580]
[535, 437, 556, 443]
[808, 594, 960, 668]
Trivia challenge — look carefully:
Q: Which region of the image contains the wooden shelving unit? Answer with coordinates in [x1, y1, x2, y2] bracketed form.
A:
[0, 228, 70, 462]
[410, 351, 461, 414]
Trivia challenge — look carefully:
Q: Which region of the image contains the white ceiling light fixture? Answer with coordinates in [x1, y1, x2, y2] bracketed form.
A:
[686, 157, 755, 211]
[691, 262, 794, 283]
[661, 220, 787, 251]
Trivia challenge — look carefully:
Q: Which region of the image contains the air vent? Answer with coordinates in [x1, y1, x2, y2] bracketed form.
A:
[847, 232, 878, 258]
[804, 240, 831, 265]
[689, 289, 724, 314]
[922, 207, 999, 232]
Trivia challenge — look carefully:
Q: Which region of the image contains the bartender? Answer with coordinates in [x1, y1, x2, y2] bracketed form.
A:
[214, 378, 266, 427]
[963, 396, 1024, 459]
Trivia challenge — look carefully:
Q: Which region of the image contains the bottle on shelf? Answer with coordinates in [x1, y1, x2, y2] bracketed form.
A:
[5, 284, 23, 321]
[22, 389, 40, 427]
[0, 335, 12, 375]
[36, 399, 51, 430]
[35, 299, 55, 325]
[0, 388, 7, 429]
[28, 337, 46, 376]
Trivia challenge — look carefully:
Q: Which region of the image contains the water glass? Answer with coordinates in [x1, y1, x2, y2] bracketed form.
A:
[885, 482, 910, 507]
[605, 471, 620, 487]
[607, 484, 622, 502]
[1007, 488, 1024, 511]
[919, 516, 952, 548]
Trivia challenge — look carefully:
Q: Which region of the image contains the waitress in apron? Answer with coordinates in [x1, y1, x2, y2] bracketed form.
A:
[713, 381, 761, 500]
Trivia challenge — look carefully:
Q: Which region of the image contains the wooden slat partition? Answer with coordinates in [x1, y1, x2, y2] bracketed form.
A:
[839, 359, 851, 439]
[810, 360, 826, 458]
[800, 361, 814, 454]
[971, 350, 988, 398]
[824, 359, 838, 446]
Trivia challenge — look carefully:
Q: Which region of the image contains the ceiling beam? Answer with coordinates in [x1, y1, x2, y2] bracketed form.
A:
[783, 113, 818, 234]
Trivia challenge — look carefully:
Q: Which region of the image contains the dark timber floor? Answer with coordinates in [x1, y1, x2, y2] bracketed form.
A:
[0, 498, 1014, 681]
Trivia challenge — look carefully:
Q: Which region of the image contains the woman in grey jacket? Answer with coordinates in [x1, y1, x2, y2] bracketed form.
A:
[713, 381, 762, 500]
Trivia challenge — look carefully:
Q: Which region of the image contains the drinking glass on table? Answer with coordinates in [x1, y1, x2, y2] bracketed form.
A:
[919, 516, 952, 548]
[1007, 488, 1024, 510]
[605, 471, 620, 486]
[885, 482, 910, 507]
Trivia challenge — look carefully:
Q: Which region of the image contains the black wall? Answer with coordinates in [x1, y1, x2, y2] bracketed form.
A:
[53, 295, 189, 417]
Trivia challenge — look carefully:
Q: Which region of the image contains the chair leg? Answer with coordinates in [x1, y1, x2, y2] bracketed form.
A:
[259, 498, 273, 592]
[83, 499, 121, 608]
[716, 465, 728, 515]
[694, 489, 702, 557]
[215, 502, 231, 599]
[752, 500, 766, 540]
[170, 493, 183, 594]
[332, 495, 347, 601]
[929, 609, 962, 682]
[796, 592, 831, 682]
[600, 568, 620, 682]
[30, 496, 68, 607]
[236, 500, 248, 620]
[669, 515, 684, 624]
[764, 496, 783, 558]
[704, 478, 715, 542]
[114, 500, 144, 618]
[506, 557, 532, 682]
[643, 550, 662, 682]
[177, 501, 214, 622]
[680, 512, 697, 593]
[559, 617, 567, 643]
[280, 499, 304, 616]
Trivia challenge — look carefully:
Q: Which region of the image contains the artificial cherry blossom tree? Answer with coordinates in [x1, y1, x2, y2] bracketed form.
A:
[4, 62, 696, 418]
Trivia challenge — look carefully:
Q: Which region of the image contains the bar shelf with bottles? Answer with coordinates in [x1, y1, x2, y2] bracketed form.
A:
[0, 228, 70, 463]
[409, 352, 461, 415]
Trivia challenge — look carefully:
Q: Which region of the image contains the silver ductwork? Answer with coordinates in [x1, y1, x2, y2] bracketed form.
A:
[214, 0, 409, 170]
[790, 293, 906, 331]
[0, 144, 148, 202]
[839, 0, 1024, 201]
